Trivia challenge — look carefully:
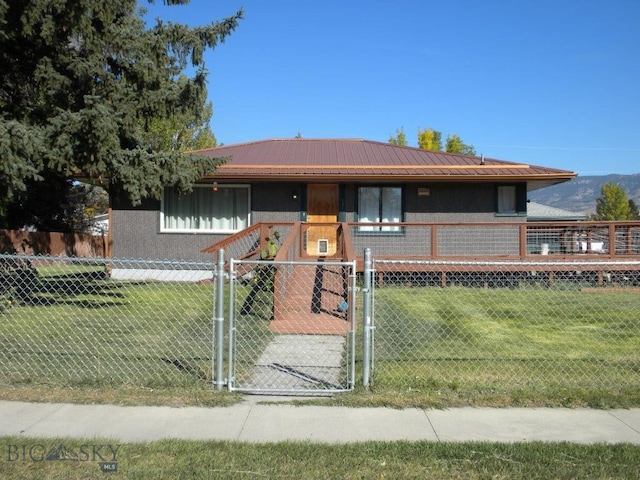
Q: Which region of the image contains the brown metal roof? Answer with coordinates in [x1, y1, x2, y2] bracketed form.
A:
[192, 138, 576, 188]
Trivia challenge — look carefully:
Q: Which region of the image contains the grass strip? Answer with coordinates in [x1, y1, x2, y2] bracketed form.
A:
[1, 436, 638, 479]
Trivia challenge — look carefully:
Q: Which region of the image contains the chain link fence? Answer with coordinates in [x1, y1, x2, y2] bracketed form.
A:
[0, 254, 218, 388]
[369, 258, 640, 395]
[227, 258, 356, 394]
[2, 249, 639, 399]
[0, 252, 356, 394]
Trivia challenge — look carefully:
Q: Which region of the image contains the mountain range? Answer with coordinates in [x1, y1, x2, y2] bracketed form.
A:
[528, 174, 640, 215]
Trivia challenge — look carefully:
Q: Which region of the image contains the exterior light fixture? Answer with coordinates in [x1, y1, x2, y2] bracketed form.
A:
[212, 182, 218, 192]
[292, 190, 298, 200]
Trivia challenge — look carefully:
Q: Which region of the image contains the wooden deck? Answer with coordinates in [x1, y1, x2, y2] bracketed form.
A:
[369, 253, 640, 287]
[209, 221, 640, 323]
[270, 263, 351, 335]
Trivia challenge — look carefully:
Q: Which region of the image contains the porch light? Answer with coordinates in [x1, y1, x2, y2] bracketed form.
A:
[292, 190, 298, 200]
[212, 182, 218, 192]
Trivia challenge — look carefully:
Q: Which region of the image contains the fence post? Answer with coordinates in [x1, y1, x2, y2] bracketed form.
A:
[362, 248, 373, 388]
[213, 248, 225, 390]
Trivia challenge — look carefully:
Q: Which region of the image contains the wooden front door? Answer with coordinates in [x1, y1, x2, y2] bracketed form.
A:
[306, 184, 339, 256]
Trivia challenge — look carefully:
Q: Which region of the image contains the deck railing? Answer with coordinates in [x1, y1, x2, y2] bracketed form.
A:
[202, 223, 295, 261]
[348, 221, 640, 260]
[203, 221, 640, 265]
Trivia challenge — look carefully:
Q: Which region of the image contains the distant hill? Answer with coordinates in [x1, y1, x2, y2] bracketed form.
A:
[529, 174, 640, 215]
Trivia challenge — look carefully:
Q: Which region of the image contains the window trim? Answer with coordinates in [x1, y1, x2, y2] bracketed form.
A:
[160, 184, 251, 234]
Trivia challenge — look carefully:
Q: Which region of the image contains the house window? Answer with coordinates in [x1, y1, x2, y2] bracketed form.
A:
[497, 186, 517, 214]
[496, 184, 526, 215]
[357, 186, 402, 232]
[161, 185, 250, 233]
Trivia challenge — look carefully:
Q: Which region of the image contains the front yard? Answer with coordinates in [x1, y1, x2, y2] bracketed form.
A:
[0, 259, 639, 408]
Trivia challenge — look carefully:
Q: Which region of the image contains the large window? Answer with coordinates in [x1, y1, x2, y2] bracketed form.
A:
[357, 186, 402, 232]
[161, 185, 250, 233]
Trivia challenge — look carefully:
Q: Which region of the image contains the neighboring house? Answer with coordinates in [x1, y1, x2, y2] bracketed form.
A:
[526, 201, 588, 255]
[526, 201, 587, 222]
[110, 138, 576, 261]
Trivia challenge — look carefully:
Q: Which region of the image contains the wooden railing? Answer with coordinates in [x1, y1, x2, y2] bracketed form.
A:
[346, 221, 640, 261]
[202, 223, 295, 261]
[523, 221, 640, 258]
[202, 221, 640, 265]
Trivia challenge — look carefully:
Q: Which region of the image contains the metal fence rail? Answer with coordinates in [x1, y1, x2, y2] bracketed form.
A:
[368, 257, 640, 393]
[0, 254, 218, 388]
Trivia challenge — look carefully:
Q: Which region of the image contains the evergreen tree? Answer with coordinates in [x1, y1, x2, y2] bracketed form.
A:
[628, 199, 639, 220]
[4, 171, 104, 233]
[0, 0, 242, 224]
[143, 94, 217, 152]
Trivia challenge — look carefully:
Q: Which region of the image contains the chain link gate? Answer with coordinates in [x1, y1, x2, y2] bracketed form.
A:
[227, 258, 357, 394]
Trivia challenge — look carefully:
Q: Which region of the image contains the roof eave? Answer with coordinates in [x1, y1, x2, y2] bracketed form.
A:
[203, 173, 577, 184]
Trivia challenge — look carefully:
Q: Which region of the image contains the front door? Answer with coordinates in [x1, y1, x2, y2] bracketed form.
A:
[306, 184, 339, 256]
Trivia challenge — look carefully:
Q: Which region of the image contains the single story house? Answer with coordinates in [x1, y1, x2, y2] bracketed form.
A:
[109, 138, 576, 261]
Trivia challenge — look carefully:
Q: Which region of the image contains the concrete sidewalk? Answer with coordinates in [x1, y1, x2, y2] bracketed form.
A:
[1, 399, 639, 444]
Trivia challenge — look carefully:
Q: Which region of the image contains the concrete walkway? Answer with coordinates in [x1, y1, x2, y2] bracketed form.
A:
[1, 400, 639, 444]
[248, 335, 346, 391]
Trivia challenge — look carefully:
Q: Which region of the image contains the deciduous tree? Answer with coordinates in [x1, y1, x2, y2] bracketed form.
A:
[143, 95, 218, 152]
[388, 128, 407, 147]
[591, 183, 632, 220]
[417, 128, 442, 151]
[445, 134, 476, 155]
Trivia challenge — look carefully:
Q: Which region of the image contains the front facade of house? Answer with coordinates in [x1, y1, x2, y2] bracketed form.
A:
[110, 139, 576, 261]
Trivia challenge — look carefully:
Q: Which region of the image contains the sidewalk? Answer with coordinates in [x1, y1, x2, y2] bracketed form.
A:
[2, 399, 640, 444]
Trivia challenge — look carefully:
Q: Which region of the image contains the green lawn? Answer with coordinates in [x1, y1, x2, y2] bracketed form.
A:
[0, 262, 273, 405]
[360, 284, 640, 408]
[1, 436, 638, 479]
[1, 262, 639, 408]
[1, 264, 216, 388]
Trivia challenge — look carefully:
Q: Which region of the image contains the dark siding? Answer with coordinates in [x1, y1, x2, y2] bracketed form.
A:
[406, 183, 495, 222]
[344, 183, 527, 223]
[111, 208, 225, 261]
[112, 181, 526, 260]
[251, 183, 301, 223]
[112, 183, 300, 261]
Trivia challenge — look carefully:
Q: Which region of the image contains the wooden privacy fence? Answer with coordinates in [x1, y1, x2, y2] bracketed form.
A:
[0, 229, 105, 257]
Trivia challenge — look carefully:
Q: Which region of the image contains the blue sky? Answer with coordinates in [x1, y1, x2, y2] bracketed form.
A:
[144, 0, 640, 176]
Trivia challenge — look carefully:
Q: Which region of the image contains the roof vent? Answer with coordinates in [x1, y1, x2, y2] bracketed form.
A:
[480, 154, 485, 165]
